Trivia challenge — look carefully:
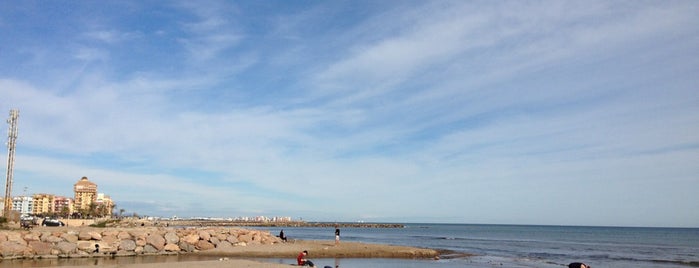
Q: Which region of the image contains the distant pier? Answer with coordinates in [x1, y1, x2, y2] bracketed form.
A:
[154, 220, 404, 228]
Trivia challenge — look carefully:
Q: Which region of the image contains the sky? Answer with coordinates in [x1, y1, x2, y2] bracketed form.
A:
[0, 1, 698, 227]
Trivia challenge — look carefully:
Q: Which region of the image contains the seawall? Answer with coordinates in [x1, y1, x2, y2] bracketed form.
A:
[0, 226, 281, 260]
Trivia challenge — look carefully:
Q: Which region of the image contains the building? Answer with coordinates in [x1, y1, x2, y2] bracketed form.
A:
[12, 196, 33, 216]
[53, 196, 73, 217]
[32, 193, 55, 215]
[73, 176, 97, 213]
[96, 193, 115, 217]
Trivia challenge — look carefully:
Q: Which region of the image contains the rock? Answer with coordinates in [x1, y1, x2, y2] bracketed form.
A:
[215, 241, 233, 250]
[89, 231, 103, 240]
[76, 241, 94, 252]
[62, 233, 79, 243]
[178, 242, 195, 253]
[29, 241, 52, 255]
[56, 241, 77, 254]
[198, 230, 211, 241]
[6, 233, 27, 246]
[183, 234, 199, 245]
[143, 244, 159, 254]
[23, 233, 41, 242]
[135, 238, 147, 247]
[226, 234, 239, 244]
[164, 243, 180, 252]
[146, 234, 165, 251]
[119, 240, 137, 251]
[78, 231, 93, 241]
[101, 234, 118, 246]
[117, 231, 132, 240]
[134, 246, 144, 254]
[196, 240, 215, 250]
[0, 241, 27, 257]
[238, 233, 253, 243]
[164, 232, 179, 244]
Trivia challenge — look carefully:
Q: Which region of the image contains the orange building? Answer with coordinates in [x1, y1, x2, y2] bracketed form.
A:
[73, 176, 97, 213]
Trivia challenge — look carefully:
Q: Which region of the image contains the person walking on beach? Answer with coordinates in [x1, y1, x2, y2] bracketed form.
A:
[335, 226, 340, 245]
[297, 250, 315, 267]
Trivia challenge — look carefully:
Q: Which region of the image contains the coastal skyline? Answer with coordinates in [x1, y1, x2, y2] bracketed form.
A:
[1, 1, 697, 227]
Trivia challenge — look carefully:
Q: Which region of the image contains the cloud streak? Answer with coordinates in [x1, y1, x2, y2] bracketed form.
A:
[0, 1, 698, 227]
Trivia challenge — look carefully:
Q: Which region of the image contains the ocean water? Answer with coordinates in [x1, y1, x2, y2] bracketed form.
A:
[4, 224, 697, 267]
[253, 224, 699, 268]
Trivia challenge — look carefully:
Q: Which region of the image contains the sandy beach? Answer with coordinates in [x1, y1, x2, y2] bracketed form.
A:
[18, 240, 438, 268]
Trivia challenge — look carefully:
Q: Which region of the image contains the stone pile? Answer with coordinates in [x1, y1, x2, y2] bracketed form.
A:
[0, 227, 282, 259]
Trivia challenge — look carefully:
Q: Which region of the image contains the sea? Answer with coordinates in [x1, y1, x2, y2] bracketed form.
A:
[252, 223, 699, 268]
[4, 223, 698, 268]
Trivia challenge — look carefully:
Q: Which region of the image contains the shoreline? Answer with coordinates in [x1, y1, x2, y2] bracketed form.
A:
[0, 225, 442, 267]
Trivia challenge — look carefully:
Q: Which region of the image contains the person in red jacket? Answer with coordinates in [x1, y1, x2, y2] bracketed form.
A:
[297, 250, 315, 267]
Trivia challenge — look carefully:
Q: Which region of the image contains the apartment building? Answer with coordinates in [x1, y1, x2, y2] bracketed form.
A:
[12, 196, 33, 216]
[32, 193, 55, 215]
[74, 176, 97, 213]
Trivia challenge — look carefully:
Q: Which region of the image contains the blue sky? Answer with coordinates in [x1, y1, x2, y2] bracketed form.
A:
[1, 1, 698, 227]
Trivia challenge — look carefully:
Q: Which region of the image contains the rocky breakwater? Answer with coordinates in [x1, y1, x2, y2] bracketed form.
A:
[0, 226, 281, 260]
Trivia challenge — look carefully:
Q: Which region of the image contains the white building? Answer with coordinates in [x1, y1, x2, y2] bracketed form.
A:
[12, 196, 33, 216]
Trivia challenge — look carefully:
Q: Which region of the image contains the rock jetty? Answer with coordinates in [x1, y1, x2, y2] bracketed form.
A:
[0, 226, 281, 260]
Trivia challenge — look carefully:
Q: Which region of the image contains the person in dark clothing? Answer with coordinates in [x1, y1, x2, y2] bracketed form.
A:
[335, 227, 340, 245]
[279, 229, 287, 242]
[568, 262, 590, 268]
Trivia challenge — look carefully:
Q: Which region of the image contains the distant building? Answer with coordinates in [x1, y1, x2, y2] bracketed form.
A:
[96, 193, 114, 217]
[32, 193, 55, 215]
[73, 176, 97, 213]
[12, 196, 33, 216]
[53, 196, 73, 216]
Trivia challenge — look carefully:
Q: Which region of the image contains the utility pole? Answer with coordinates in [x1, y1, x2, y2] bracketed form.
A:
[3, 109, 19, 218]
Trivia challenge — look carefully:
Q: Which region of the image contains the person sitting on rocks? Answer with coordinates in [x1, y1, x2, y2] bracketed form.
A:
[279, 229, 288, 242]
[297, 250, 315, 267]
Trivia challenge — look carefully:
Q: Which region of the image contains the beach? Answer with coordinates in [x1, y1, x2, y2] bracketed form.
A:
[0, 224, 439, 268]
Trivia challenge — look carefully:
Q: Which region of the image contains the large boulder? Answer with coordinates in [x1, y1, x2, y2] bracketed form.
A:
[146, 234, 166, 251]
[143, 244, 159, 254]
[117, 231, 132, 240]
[119, 240, 137, 251]
[164, 243, 180, 252]
[62, 233, 79, 243]
[198, 230, 211, 241]
[164, 232, 179, 244]
[88, 231, 102, 240]
[6, 232, 27, 246]
[28, 241, 52, 255]
[77, 241, 95, 252]
[178, 241, 195, 253]
[78, 231, 93, 241]
[195, 240, 215, 250]
[183, 234, 199, 245]
[56, 241, 77, 254]
[0, 241, 27, 257]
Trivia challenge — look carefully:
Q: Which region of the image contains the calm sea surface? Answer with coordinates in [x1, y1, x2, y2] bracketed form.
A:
[253, 223, 699, 268]
[5, 224, 698, 268]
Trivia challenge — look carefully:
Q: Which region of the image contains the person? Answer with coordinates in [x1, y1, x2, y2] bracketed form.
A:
[279, 229, 287, 242]
[335, 226, 340, 245]
[568, 262, 590, 268]
[297, 250, 315, 267]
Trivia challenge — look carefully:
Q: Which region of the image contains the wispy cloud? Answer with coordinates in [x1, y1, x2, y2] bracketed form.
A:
[0, 1, 697, 226]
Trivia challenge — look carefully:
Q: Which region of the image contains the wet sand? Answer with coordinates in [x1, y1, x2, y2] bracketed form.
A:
[39, 240, 439, 268]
